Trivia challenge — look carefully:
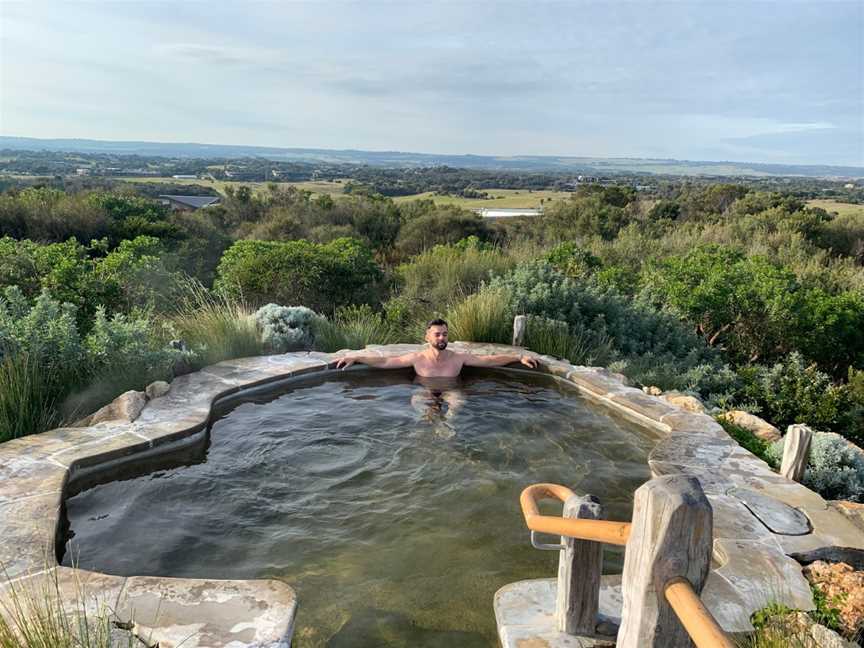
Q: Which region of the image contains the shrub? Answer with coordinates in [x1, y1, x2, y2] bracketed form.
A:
[487, 261, 733, 395]
[490, 262, 716, 359]
[542, 192, 631, 240]
[254, 304, 320, 352]
[0, 288, 176, 441]
[544, 242, 602, 279]
[766, 431, 864, 501]
[394, 207, 491, 257]
[640, 245, 802, 363]
[609, 352, 738, 396]
[735, 353, 851, 434]
[215, 237, 382, 312]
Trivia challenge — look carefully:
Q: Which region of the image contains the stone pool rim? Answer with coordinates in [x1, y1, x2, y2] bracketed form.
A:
[1, 342, 862, 647]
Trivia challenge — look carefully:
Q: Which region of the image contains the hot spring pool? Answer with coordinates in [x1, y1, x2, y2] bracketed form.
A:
[61, 368, 657, 647]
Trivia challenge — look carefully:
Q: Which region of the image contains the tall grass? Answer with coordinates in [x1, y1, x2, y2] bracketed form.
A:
[167, 280, 263, 370]
[0, 354, 60, 443]
[446, 289, 513, 344]
[313, 305, 401, 352]
[522, 315, 613, 366]
[0, 568, 133, 648]
[398, 243, 518, 313]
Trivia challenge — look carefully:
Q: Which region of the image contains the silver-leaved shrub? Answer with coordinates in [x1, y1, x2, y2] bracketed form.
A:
[766, 431, 864, 502]
[254, 304, 322, 352]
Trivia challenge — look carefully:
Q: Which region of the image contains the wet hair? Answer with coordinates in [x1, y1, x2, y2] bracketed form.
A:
[426, 318, 448, 330]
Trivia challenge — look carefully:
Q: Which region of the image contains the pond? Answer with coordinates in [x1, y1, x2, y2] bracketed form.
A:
[61, 368, 656, 647]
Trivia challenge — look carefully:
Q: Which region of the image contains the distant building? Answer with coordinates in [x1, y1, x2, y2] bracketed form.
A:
[158, 195, 221, 211]
[845, 183, 856, 189]
[473, 207, 542, 219]
[171, 174, 198, 180]
[75, 168, 90, 176]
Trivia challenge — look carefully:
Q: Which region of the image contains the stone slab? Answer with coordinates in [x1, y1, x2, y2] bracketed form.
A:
[120, 576, 296, 648]
[494, 577, 620, 648]
[709, 494, 780, 542]
[660, 411, 728, 439]
[608, 388, 679, 421]
[564, 370, 629, 398]
[648, 433, 737, 467]
[0, 453, 66, 505]
[731, 488, 812, 536]
[713, 538, 815, 627]
[0, 492, 62, 580]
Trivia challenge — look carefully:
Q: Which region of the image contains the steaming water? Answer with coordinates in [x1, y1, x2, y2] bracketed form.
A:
[62, 368, 656, 647]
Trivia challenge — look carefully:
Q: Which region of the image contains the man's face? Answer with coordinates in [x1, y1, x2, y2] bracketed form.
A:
[426, 325, 448, 350]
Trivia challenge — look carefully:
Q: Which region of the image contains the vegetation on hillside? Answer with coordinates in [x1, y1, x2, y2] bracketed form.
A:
[0, 174, 862, 493]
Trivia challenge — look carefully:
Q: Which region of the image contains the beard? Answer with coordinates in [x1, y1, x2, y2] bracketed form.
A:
[433, 341, 448, 350]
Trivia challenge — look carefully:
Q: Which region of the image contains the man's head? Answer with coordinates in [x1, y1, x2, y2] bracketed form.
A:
[425, 318, 449, 350]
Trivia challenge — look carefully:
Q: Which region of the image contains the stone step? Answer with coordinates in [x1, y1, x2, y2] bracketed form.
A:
[494, 576, 621, 648]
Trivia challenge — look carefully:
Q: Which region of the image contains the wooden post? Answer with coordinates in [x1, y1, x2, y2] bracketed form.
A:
[617, 475, 713, 648]
[780, 424, 813, 482]
[513, 315, 527, 347]
[556, 494, 604, 635]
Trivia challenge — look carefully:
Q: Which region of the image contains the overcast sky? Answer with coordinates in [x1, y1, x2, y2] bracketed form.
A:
[1, 1, 862, 165]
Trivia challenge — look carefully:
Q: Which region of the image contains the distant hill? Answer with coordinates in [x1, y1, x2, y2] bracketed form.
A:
[2, 136, 861, 179]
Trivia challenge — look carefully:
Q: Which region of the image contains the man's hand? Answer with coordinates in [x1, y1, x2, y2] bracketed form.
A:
[335, 356, 356, 370]
[519, 355, 538, 369]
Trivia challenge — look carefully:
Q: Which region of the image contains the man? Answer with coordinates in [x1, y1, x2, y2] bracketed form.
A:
[335, 318, 538, 376]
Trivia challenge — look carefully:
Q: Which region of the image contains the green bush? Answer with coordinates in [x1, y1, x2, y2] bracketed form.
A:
[766, 431, 864, 502]
[394, 207, 491, 257]
[215, 237, 382, 312]
[735, 353, 856, 436]
[640, 245, 802, 363]
[544, 242, 602, 279]
[487, 261, 732, 394]
[0, 235, 184, 328]
[0, 288, 176, 441]
[0, 187, 177, 248]
[542, 192, 632, 240]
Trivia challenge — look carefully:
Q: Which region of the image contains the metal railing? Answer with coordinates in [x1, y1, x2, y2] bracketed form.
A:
[519, 478, 735, 648]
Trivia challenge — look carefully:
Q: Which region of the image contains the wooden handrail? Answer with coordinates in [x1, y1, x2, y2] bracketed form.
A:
[520, 483, 735, 648]
[664, 578, 735, 648]
[519, 483, 631, 546]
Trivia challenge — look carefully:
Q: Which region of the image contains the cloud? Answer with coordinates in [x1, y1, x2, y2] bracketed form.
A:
[155, 44, 255, 66]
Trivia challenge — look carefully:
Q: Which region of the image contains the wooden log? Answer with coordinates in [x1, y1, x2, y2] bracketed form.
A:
[512, 315, 527, 347]
[780, 424, 813, 483]
[617, 475, 713, 648]
[556, 494, 604, 635]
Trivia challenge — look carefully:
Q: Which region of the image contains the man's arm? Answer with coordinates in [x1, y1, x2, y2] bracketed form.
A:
[461, 353, 538, 369]
[336, 353, 416, 370]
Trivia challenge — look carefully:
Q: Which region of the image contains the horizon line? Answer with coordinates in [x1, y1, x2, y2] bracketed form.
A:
[1, 134, 862, 172]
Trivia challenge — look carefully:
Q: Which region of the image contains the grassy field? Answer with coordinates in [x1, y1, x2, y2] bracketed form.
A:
[117, 176, 572, 207]
[807, 199, 864, 217]
[118, 177, 351, 197]
[392, 188, 571, 208]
